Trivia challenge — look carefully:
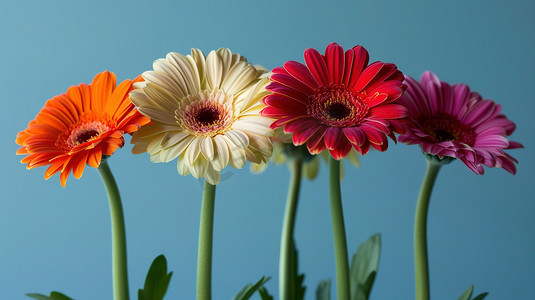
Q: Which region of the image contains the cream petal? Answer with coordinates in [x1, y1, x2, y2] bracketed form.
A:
[233, 118, 272, 135]
[212, 135, 230, 171]
[134, 123, 179, 139]
[247, 133, 273, 158]
[221, 135, 246, 168]
[204, 163, 221, 185]
[146, 133, 166, 155]
[191, 48, 207, 89]
[161, 131, 189, 149]
[184, 137, 202, 166]
[234, 78, 270, 113]
[137, 106, 177, 124]
[190, 155, 208, 178]
[230, 52, 245, 66]
[165, 52, 199, 95]
[131, 139, 149, 154]
[143, 69, 185, 99]
[143, 83, 181, 112]
[153, 62, 187, 98]
[239, 105, 265, 117]
[221, 62, 257, 95]
[176, 155, 191, 176]
[200, 136, 215, 160]
[250, 161, 267, 174]
[133, 81, 147, 90]
[150, 151, 162, 163]
[161, 135, 194, 163]
[244, 148, 261, 164]
[130, 89, 160, 109]
[185, 55, 202, 92]
[206, 50, 223, 89]
[225, 130, 249, 149]
[217, 48, 233, 77]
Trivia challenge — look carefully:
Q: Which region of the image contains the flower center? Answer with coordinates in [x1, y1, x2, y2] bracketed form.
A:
[307, 85, 369, 127]
[178, 90, 232, 136]
[75, 129, 100, 144]
[56, 118, 113, 151]
[196, 107, 221, 125]
[418, 112, 476, 145]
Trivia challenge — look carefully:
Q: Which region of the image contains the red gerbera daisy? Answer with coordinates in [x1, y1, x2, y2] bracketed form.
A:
[397, 71, 523, 174]
[16, 71, 150, 186]
[261, 43, 407, 159]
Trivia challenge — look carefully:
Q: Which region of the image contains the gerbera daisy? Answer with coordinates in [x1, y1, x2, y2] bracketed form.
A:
[130, 48, 273, 185]
[261, 42, 407, 159]
[16, 71, 150, 187]
[397, 71, 523, 174]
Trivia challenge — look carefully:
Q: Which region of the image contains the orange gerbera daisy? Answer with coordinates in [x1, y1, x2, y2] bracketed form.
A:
[16, 71, 150, 187]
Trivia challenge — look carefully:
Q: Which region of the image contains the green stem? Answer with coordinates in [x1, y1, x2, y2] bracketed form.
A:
[279, 158, 303, 300]
[197, 181, 216, 300]
[329, 157, 350, 300]
[414, 161, 442, 300]
[97, 160, 129, 300]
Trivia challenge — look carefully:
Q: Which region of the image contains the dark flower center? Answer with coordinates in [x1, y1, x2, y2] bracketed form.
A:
[307, 85, 369, 127]
[57, 118, 113, 151]
[196, 107, 221, 125]
[75, 130, 100, 144]
[179, 93, 232, 137]
[419, 112, 476, 145]
[327, 102, 352, 120]
[433, 129, 455, 142]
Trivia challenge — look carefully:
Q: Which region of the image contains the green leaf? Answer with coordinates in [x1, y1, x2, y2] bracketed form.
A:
[472, 292, 489, 300]
[315, 279, 331, 300]
[232, 276, 271, 300]
[457, 285, 473, 300]
[258, 287, 274, 300]
[26, 291, 73, 300]
[350, 233, 381, 300]
[138, 255, 173, 300]
[290, 239, 307, 300]
[457, 285, 489, 300]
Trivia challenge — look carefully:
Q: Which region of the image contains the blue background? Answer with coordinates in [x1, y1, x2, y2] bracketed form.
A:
[1, 0, 533, 299]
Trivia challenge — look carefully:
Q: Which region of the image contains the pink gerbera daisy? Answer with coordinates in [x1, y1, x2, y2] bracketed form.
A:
[261, 43, 407, 159]
[397, 71, 523, 174]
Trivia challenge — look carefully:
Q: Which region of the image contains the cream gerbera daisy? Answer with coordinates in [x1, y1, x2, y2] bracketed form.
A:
[130, 48, 273, 184]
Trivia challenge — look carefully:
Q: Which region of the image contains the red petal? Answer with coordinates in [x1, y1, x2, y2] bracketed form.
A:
[271, 73, 314, 95]
[325, 43, 345, 85]
[304, 48, 329, 86]
[368, 104, 407, 119]
[284, 61, 320, 90]
[347, 46, 369, 88]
